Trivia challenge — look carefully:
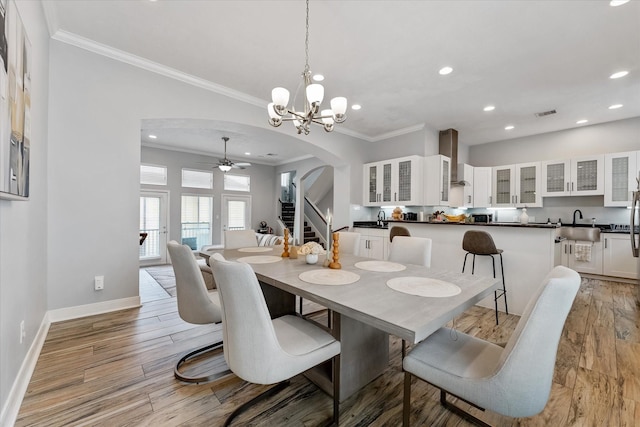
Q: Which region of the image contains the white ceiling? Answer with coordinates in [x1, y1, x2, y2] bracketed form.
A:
[44, 0, 640, 164]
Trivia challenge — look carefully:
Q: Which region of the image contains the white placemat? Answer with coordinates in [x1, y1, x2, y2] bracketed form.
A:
[386, 277, 461, 298]
[237, 255, 283, 264]
[237, 247, 273, 253]
[355, 260, 406, 272]
[299, 269, 361, 286]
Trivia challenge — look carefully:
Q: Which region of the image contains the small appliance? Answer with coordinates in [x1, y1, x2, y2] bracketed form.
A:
[404, 212, 418, 221]
[471, 213, 493, 223]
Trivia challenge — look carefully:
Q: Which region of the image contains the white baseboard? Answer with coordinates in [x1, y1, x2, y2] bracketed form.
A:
[0, 296, 141, 426]
[47, 296, 141, 323]
[0, 316, 50, 427]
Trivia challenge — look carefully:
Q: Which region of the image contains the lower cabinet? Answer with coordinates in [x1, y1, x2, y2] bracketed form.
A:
[603, 233, 638, 279]
[354, 228, 389, 260]
[561, 239, 603, 275]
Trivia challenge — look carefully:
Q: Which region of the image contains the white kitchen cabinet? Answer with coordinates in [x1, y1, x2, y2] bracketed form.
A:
[472, 166, 492, 208]
[604, 151, 639, 207]
[450, 163, 474, 208]
[354, 227, 389, 260]
[541, 155, 605, 197]
[561, 238, 603, 275]
[424, 155, 450, 206]
[363, 156, 423, 206]
[492, 162, 541, 207]
[603, 233, 638, 279]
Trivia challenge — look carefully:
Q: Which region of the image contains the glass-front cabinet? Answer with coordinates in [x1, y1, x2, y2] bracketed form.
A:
[492, 162, 541, 207]
[363, 156, 423, 206]
[604, 151, 639, 207]
[424, 155, 450, 206]
[542, 155, 604, 197]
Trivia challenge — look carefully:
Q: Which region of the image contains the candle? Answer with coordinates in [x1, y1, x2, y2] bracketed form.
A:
[326, 208, 332, 257]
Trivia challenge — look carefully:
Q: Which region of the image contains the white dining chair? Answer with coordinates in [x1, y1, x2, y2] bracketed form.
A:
[388, 236, 432, 267]
[211, 256, 341, 426]
[224, 229, 258, 249]
[166, 241, 229, 383]
[402, 266, 580, 426]
[337, 231, 361, 256]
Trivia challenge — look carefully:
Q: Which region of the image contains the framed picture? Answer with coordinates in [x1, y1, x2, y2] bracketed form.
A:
[0, 0, 31, 201]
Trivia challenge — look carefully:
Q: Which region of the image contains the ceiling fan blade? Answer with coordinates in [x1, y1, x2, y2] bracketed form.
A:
[233, 162, 252, 168]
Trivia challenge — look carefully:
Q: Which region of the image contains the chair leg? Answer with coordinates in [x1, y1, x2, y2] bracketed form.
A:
[174, 340, 230, 384]
[403, 372, 412, 427]
[471, 254, 476, 274]
[332, 354, 341, 426]
[500, 253, 508, 315]
[439, 389, 491, 427]
[462, 252, 469, 273]
[223, 380, 290, 427]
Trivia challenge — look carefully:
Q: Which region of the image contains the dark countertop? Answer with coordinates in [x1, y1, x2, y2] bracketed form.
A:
[353, 220, 632, 232]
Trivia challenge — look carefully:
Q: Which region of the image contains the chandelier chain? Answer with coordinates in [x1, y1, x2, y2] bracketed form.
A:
[304, 0, 310, 74]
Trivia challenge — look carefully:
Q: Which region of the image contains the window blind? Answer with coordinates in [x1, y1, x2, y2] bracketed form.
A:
[182, 169, 213, 189]
[224, 174, 250, 192]
[140, 164, 167, 185]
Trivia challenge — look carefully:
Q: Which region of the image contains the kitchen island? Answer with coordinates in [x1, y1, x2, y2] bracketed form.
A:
[381, 221, 559, 315]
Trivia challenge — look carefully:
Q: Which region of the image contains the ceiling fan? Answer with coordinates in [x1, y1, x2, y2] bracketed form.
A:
[216, 136, 251, 172]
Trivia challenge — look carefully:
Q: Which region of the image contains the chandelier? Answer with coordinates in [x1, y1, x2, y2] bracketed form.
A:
[267, 0, 347, 135]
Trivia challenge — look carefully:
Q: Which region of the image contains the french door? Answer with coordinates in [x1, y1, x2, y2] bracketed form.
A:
[221, 194, 252, 243]
[139, 191, 169, 265]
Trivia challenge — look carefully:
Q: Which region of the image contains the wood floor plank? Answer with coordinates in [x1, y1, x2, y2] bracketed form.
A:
[16, 270, 638, 426]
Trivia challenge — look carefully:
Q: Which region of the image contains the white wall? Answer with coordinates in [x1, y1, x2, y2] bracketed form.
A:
[141, 146, 277, 246]
[468, 117, 640, 166]
[0, 1, 49, 420]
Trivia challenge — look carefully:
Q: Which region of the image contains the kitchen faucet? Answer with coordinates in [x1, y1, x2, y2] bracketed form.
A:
[377, 210, 386, 227]
[572, 209, 583, 226]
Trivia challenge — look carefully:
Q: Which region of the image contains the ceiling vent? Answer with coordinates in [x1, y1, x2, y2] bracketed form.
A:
[535, 109, 557, 117]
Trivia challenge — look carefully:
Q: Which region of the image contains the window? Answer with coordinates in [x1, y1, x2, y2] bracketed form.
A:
[182, 168, 213, 189]
[140, 164, 167, 186]
[181, 195, 213, 250]
[224, 174, 250, 192]
[226, 199, 247, 230]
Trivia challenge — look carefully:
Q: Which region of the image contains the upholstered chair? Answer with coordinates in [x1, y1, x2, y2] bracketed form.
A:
[337, 231, 361, 256]
[402, 266, 580, 426]
[211, 257, 341, 426]
[223, 229, 258, 249]
[166, 241, 229, 383]
[389, 225, 411, 242]
[388, 236, 432, 268]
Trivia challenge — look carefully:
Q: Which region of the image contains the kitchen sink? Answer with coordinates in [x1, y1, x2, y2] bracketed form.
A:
[558, 226, 601, 242]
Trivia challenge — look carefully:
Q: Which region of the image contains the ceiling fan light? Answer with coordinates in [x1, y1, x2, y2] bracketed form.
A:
[306, 83, 324, 105]
[218, 164, 232, 172]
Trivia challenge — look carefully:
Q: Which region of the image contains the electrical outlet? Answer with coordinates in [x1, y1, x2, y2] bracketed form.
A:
[20, 320, 25, 344]
[95, 275, 104, 291]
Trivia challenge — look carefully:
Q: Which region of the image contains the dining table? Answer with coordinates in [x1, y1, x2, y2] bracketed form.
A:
[200, 246, 500, 401]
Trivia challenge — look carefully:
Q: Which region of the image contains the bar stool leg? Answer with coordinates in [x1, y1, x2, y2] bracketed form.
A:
[462, 253, 469, 273]
[471, 254, 476, 274]
[500, 253, 508, 315]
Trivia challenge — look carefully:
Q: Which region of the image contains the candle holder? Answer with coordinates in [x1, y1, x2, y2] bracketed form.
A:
[329, 232, 341, 269]
[281, 228, 290, 258]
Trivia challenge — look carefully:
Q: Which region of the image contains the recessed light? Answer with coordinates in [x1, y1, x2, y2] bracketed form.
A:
[504, 125, 515, 130]
[351, 104, 362, 110]
[244, 152, 251, 156]
[609, 104, 623, 109]
[483, 105, 495, 112]
[148, 134, 157, 139]
[610, 0, 630, 6]
[439, 66, 453, 75]
[312, 74, 324, 82]
[610, 71, 629, 79]
[576, 119, 588, 124]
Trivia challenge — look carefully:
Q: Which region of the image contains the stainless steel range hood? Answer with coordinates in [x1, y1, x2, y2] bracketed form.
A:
[439, 128, 469, 186]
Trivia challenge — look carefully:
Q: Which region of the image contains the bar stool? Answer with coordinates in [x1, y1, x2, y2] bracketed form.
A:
[461, 230, 508, 324]
[389, 226, 410, 242]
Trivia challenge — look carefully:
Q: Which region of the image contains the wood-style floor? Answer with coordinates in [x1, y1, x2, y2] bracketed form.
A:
[15, 270, 640, 426]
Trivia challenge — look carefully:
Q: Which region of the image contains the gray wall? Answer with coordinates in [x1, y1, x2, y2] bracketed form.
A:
[0, 1, 49, 417]
[141, 146, 277, 246]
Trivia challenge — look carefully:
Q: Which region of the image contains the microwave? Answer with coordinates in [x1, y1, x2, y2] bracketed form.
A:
[471, 214, 493, 223]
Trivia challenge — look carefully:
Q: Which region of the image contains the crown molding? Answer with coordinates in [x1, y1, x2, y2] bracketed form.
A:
[369, 123, 426, 142]
[51, 30, 268, 109]
[41, 1, 60, 38]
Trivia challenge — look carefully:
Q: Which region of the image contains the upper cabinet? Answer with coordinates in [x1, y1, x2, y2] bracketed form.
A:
[424, 155, 450, 206]
[472, 166, 493, 208]
[363, 156, 423, 206]
[542, 155, 604, 197]
[492, 162, 542, 208]
[450, 163, 474, 208]
[604, 151, 639, 207]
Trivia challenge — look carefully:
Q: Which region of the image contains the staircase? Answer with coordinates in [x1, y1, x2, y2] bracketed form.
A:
[280, 201, 322, 246]
[280, 202, 295, 230]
